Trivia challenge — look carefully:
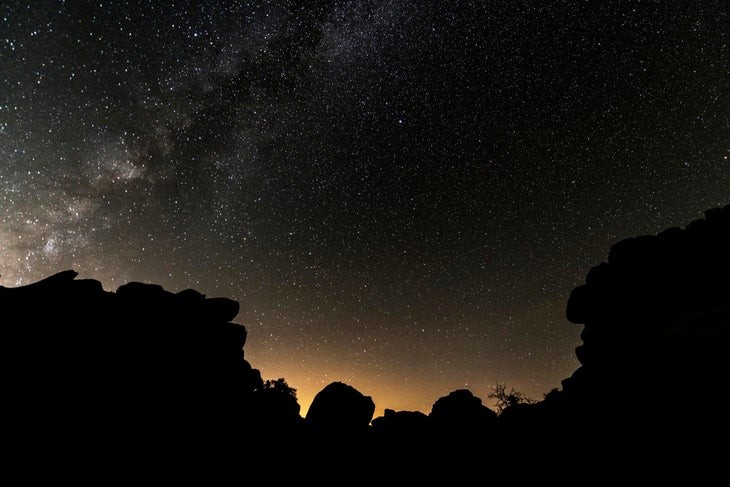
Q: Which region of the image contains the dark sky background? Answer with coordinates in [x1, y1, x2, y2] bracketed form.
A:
[1, 0, 728, 417]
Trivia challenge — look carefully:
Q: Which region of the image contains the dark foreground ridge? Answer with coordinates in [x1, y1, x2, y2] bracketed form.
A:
[2, 205, 730, 470]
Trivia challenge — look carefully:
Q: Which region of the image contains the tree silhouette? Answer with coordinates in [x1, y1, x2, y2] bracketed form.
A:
[488, 382, 535, 414]
[262, 378, 297, 400]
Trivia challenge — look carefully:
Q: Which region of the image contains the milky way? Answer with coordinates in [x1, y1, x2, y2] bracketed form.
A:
[1, 0, 728, 416]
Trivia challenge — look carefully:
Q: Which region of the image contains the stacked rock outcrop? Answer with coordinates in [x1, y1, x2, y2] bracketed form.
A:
[564, 206, 730, 429]
[0, 270, 263, 444]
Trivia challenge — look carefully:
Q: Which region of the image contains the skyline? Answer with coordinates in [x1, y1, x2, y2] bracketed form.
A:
[1, 1, 727, 416]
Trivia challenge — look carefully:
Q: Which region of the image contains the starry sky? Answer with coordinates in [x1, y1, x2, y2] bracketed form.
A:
[1, 0, 728, 417]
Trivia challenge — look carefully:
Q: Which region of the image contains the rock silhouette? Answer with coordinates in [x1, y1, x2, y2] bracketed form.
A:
[563, 205, 730, 435]
[305, 381, 375, 435]
[371, 408, 429, 439]
[0, 270, 265, 446]
[2, 204, 730, 468]
[429, 389, 497, 437]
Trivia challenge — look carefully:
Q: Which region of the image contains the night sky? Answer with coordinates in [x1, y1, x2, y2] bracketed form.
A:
[1, 1, 728, 417]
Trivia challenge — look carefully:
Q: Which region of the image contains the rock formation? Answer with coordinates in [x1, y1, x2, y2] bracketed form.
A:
[4, 204, 730, 460]
[305, 381, 375, 435]
[564, 205, 730, 430]
[0, 270, 265, 444]
[429, 389, 498, 437]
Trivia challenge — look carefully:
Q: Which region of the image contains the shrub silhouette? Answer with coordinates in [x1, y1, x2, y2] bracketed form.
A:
[487, 382, 535, 414]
